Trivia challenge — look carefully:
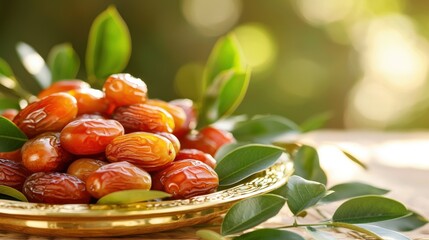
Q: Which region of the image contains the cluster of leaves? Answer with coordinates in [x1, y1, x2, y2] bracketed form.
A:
[0, 6, 131, 108]
[0, 6, 427, 240]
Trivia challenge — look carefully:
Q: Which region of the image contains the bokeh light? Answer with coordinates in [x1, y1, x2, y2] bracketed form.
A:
[294, 0, 356, 26]
[233, 23, 276, 73]
[174, 62, 204, 101]
[181, 0, 242, 36]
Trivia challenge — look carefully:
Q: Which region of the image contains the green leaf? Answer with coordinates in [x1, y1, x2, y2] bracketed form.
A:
[321, 182, 389, 203]
[356, 224, 411, 240]
[231, 115, 300, 144]
[215, 144, 284, 186]
[96, 189, 171, 204]
[0, 98, 19, 110]
[373, 211, 428, 232]
[0, 58, 14, 78]
[306, 227, 337, 240]
[16, 42, 51, 89]
[293, 145, 327, 185]
[0, 185, 28, 202]
[234, 229, 304, 240]
[221, 194, 285, 235]
[286, 175, 328, 215]
[269, 183, 288, 198]
[204, 34, 246, 92]
[48, 43, 80, 82]
[340, 149, 368, 169]
[86, 6, 131, 86]
[217, 67, 251, 120]
[300, 112, 332, 133]
[214, 142, 247, 162]
[0, 116, 28, 152]
[196, 230, 224, 240]
[332, 196, 410, 224]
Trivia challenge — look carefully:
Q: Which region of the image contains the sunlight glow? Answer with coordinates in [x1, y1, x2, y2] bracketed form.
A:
[182, 0, 242, 36]
[295, 0, 356, 25]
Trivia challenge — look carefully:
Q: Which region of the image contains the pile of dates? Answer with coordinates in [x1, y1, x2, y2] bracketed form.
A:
[0, 73, 235, 204]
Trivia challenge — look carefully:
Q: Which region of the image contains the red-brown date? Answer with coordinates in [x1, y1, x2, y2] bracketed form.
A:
[113, 104, 175, 133]
[152, 159, 218, 199]
[86, 161, 152, 199]
[169, 99, 197, 138]
[103, 73, 148, 106]
[1, 109, 19, 121]
[146, 99, 186, 135]
[38, 80, 90, 99]
[74, 113, 107, 121]
[13, 93, 78, 138]
[175, 149, 216, 169]
[180, 126, 235, 156]
[68, 88, 109, 115]
[23, 172, 91, 204]
[106, 132, 176, 172]
[0, 149, 22, 162]
[156, 132, 181, 154]
[0, 159, 30, 190]
[60, 119, 124, 155]
[67, 158, 107, 181]
[21, 132, 73, 172]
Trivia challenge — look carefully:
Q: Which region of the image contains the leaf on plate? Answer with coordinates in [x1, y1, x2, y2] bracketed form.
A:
[48, 43, 80, 82]
[231, 115, 300, 144]
[215, 144, 284, 186]
[195, 230, 224, 240]
[321, 182, 389, 203]
[0, 116, 28, 152]
[0, 185, 28, 202]
[221, 194, 285, 235]
[97, 189, 171, 204]
[286, 175, 328, 216]
[372, 210, 428, 232]
[293, 145, 327, 185]
[86, 6, 131, 87]
[332, 196, 410, 224]
[355, 224, 411, 240]
[16, 42, 51, 89]
[234, 229, 305, 240]
[300, 112, 332, 133]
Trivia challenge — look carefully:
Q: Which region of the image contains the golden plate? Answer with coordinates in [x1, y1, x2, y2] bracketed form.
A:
[0, 158, 293, 237]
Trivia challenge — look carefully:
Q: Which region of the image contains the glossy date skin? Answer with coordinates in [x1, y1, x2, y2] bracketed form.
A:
[60, 119, 124, 155]
[21, 132, 73, 173]
[175, 149, 216, 169]
[169, 99, 197, 138]
[0, 159, 30, 190]
[113, 104, 175, 133]
[67, 158, 107, 181]
[103, 73, 148, 106]
[180, 126, 235, 156]
[68, 88, 109, 115]
[105, 132, 176, 172]
[13, 93, 78, 138]
[37, 80, 90, 99]
[152, 159, 218, 199]
[146, 99, 186, 135]
[0, 149, 22, 162]
[86, 161, 152, 199]
[23, 172, 91, 204]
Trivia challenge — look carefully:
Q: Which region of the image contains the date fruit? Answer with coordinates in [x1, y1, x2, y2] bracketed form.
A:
[146, 99, 186, 135]
[68, 88, 109, 115]
[21, 132, 73, 172]
[60, 119, 124, 155]
[0, 159, 30, 190]
[106, 132, 176, 172]
[113, 104, 175, 133]
[156, 132, 181, 154]
[67, 158, 107, 181]
[13, 93, 78, 138]
[180, 126, 235, 156]
[103, 73, 148, 106]
[86, 161, 151, 199]
[1, 109, 19, 121]
[0, 149, 22, 162]
[175, 149, 216, 169]
[169, 99, 197, 138]
[23, 172, 91, 204]
[152, 159, 218, 199]
[38, 79, 90, 99]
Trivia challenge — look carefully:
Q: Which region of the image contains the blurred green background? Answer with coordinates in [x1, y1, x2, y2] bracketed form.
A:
[2, 0, 429, 129]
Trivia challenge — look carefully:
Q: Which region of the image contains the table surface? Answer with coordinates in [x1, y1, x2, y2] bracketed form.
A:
[1, 130, 429, 239]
